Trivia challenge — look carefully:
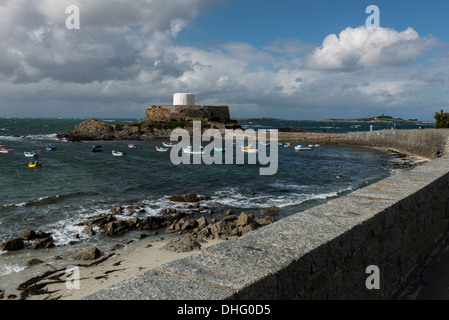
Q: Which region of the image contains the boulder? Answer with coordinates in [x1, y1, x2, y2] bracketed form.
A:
[18, 229, 36, 241]
[73, 247, 101, 261]
[102, 220, 129, 236]
[0, 238, 24, 251]
[26, 258, 44, 267]
[196, 217, 208, 229]
[110, 206, 123, 215]
[181, 219, 198, 231]
[236, 212, 254, 227]
[168, 194, 212, 203]
[138, 216, 167, 231]
[238, 224, 256, 236]
[90, 214, 115, 227]
[161, 235, 201, 253]
[83, 225, 95, 236]
[209, 220, 233, 239]
[262, 205, 279, 215]
[36, 231, 52, 239]
[223, 209, 233, 216]
[31, 236, 55, 249]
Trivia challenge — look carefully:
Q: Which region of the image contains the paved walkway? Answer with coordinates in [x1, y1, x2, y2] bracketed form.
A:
[397, 238, 449, 300]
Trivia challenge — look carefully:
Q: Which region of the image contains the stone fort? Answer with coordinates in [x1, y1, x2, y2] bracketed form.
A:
[146, 93, 231, 122]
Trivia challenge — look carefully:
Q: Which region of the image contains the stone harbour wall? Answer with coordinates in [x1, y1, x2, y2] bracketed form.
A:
[345, 129, 449, 160]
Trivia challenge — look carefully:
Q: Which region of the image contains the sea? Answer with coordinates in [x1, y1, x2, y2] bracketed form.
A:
[0, 118, 434, 294]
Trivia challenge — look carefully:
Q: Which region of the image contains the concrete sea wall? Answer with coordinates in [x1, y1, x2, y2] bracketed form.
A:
[85, 129, 449, 300]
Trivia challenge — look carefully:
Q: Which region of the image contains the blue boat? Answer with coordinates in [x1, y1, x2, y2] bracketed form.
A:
[24, 151, 39, 158]
[44, 145, 57, 151]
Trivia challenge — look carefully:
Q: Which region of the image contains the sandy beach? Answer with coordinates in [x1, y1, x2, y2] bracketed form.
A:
[22, 236, 224, 300]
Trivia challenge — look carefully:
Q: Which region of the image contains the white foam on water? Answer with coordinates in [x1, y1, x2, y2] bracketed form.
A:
[0, 263, 26, 277]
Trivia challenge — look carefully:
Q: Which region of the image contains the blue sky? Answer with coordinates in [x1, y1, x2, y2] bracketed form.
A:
[0, 0, 448, 121]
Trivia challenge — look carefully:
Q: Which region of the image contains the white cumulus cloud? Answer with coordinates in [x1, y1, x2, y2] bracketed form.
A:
[305, 26, 440, 71]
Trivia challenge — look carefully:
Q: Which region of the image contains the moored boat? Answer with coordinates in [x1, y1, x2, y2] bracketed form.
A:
[91, 145, 103, 152]
[112, 150, 126, 156]
[156, 146, 169, 152]
[24, 151, 39, 158]
[162, 142, 176, 148]
[28, 161, 42, 168]
[128, 144, 137, 149]
[0, 145, 13, 153]
[241, 148, 258, 154]
[295, 145, 313, 151]
[44, 145, 57, 151]
[183, 146, 205, 155]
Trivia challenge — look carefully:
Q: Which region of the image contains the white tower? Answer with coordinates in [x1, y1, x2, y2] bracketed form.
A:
[173, 93, 195, 106]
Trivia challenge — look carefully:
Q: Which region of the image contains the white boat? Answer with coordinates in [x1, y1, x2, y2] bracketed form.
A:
[295, 145, 313, 151]
[162, 142, 176, 148]
[0, 145, 13, 153]
[112, 150, 126, 156]
[241, 148, 258, 154]
[156, 146, 168, 152]
[183, 146, 205, 155]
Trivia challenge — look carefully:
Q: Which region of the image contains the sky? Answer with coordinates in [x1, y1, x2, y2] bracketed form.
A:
[1, 0, 449, 121]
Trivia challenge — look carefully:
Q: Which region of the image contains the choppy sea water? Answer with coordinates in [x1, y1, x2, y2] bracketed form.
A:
[0, 118, 432, 294]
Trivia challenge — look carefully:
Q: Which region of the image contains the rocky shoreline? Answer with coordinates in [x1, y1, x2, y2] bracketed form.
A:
[0, 193, 277, 300]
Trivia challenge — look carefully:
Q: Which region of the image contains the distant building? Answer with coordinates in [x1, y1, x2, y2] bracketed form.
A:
[173, 93, 195, 106]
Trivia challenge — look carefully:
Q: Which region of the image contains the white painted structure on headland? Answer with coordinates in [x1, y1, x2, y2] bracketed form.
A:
[173, 93, 195, 106]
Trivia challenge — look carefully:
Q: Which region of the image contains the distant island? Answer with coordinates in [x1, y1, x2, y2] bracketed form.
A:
[233, 115, 434, 124]
[314, 114, 434, 124]
[232, 117, 295, 121]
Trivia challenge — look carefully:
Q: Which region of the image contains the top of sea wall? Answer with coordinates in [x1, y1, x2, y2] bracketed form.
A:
[344, 129, 449, 159]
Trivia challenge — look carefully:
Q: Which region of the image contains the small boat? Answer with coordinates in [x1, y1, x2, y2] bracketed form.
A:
[214, 148, 224, 152]
[241, 148, 258, 154]
[91, 145, 103, 152]
[295, 145, 313, 151]
[183, 146, 205, 155]
[44, 145, 57, 151]
[284, 143, 291, 148]
[112, 150, 126, 156]
[162, 142, 176, 148]
[28, 161, 42, 168]
[24, 152, 39, 158]
[156, 146, 169, 152]
[128, 144, 137, 149]
[0, 145, 13, 153]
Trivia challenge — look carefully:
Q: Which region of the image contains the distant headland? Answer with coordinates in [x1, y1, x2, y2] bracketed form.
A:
[314, 114, 433, 123]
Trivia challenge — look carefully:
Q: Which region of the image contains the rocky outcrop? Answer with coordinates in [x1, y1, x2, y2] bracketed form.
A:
[73, 247, 101, 261]
[161, 234, 202, 253]
[31, 236, 55, 249]
[57, 118, 176, 142]
[145, 105, 231, 122]
[0, 238, 24, 251]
